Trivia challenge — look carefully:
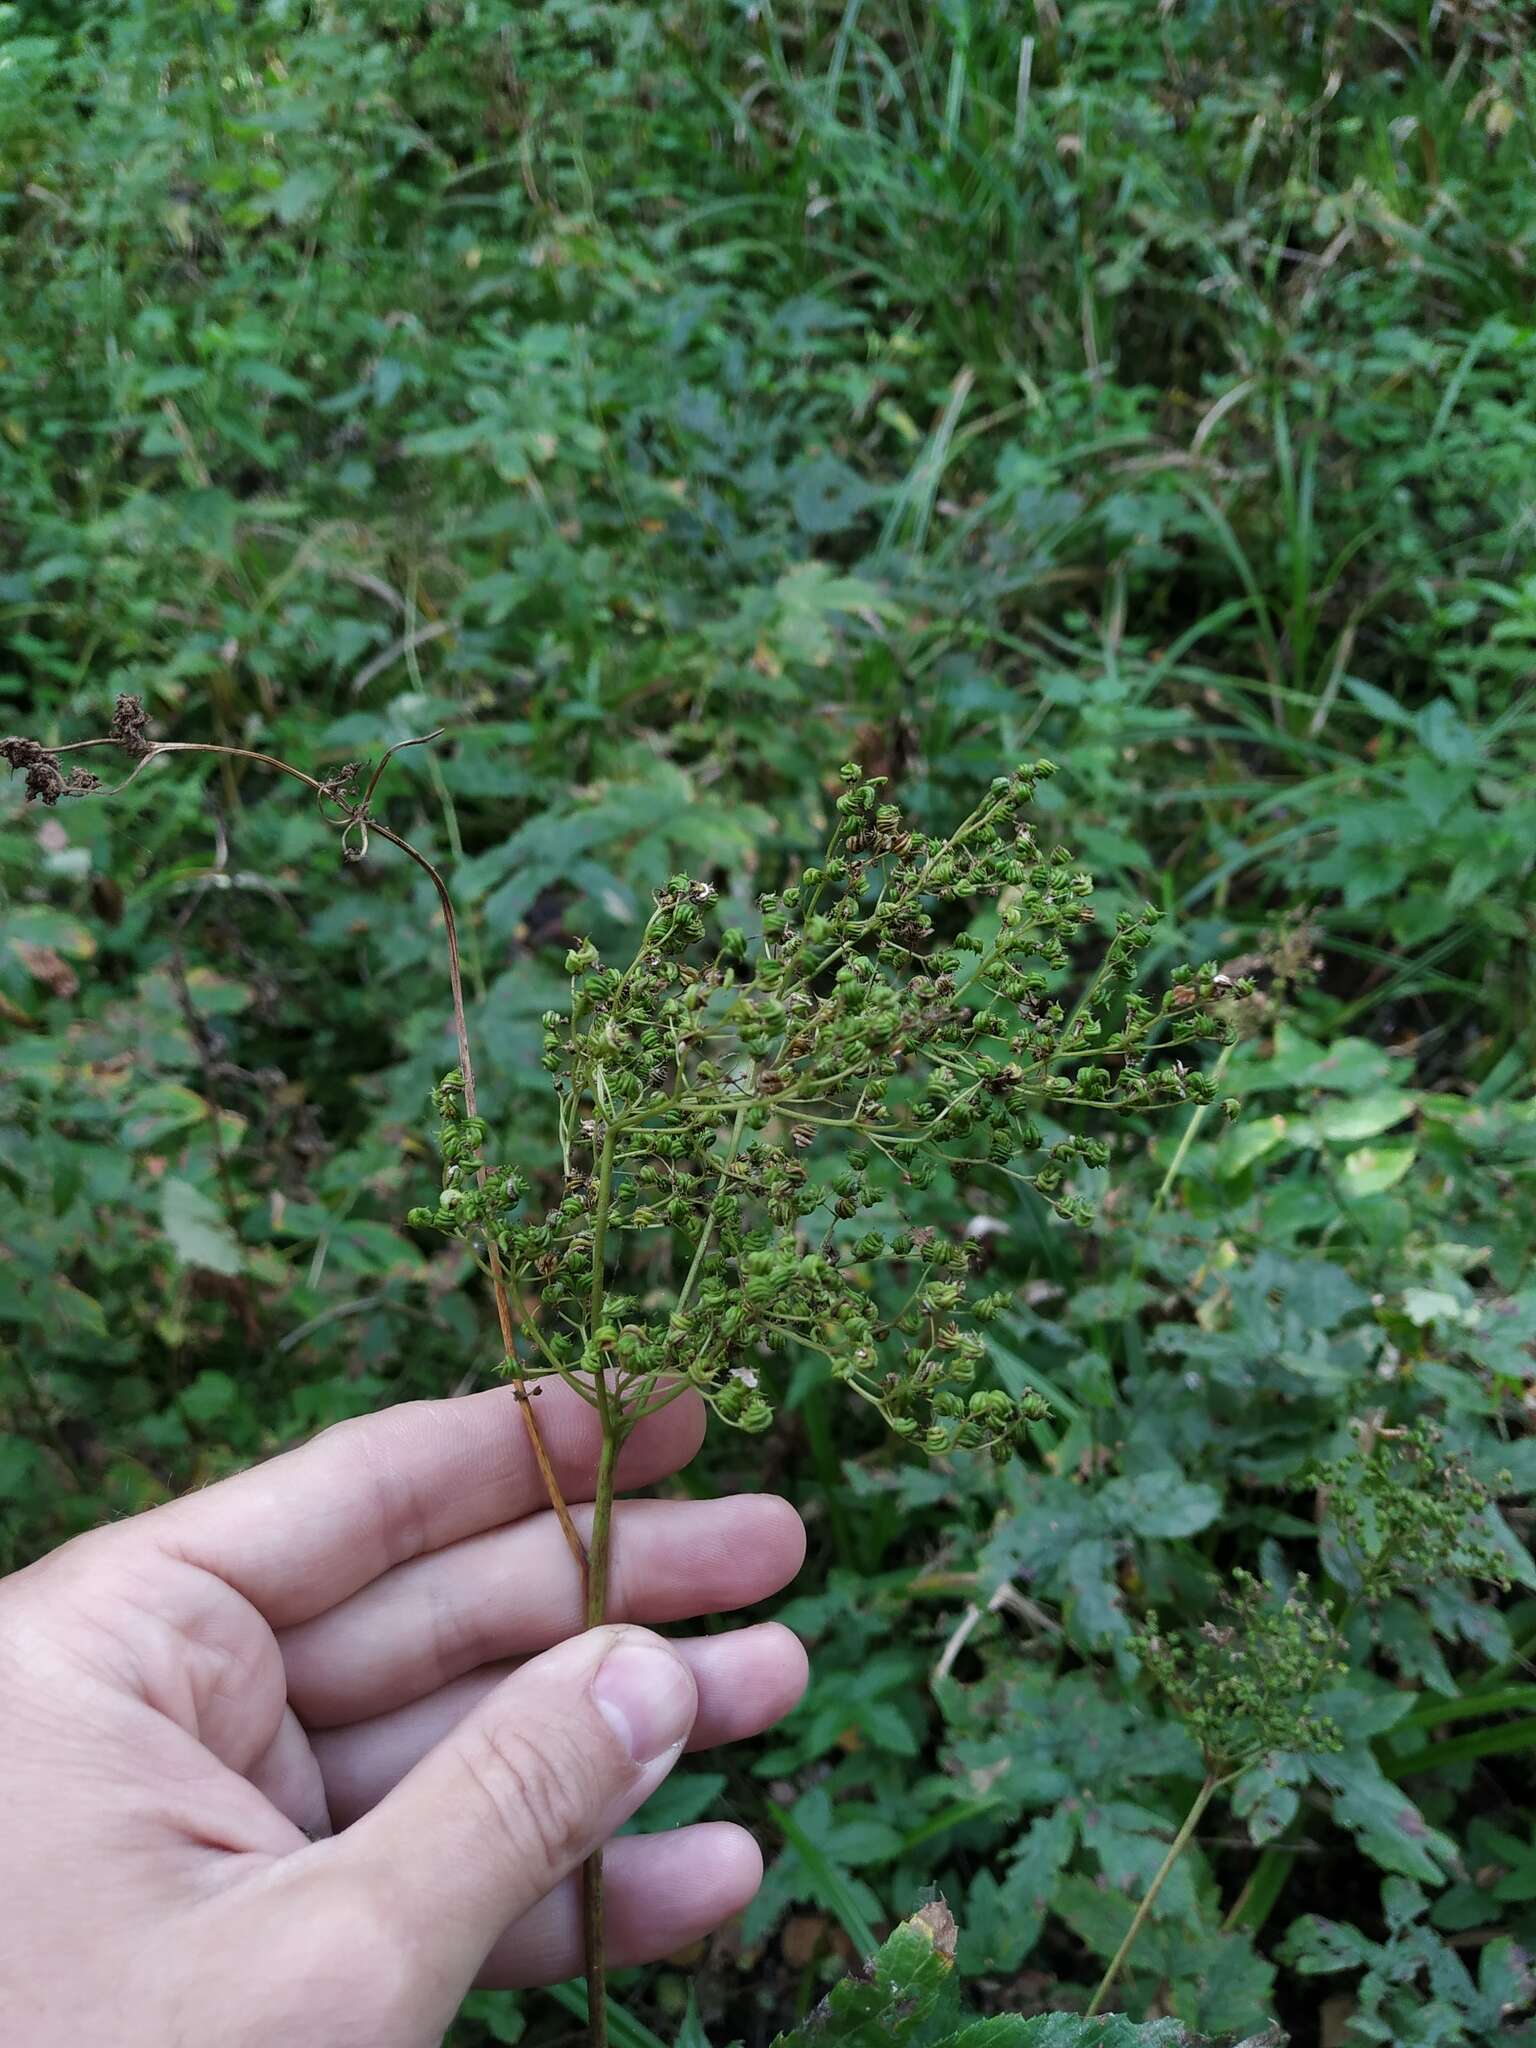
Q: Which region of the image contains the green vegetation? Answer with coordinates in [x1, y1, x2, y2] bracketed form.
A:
[3, 4, 1534, 2045]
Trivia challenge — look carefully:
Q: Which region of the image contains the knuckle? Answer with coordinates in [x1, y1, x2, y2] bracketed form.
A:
[424, 1574, 494, 1689]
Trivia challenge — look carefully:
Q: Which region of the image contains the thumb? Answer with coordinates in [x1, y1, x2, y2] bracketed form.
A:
[305, 1624, 696, 2019]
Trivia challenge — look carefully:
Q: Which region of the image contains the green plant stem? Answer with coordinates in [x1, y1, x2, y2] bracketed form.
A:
[581, 1128, 621, 2048]
[1137, 1039, 1233, 1264]
[590, 1125, 617, 1328]
[1086, 1773, 1223, 2017]
[582, 1396, 620, 2048]
[673, 1103, 749, 1319]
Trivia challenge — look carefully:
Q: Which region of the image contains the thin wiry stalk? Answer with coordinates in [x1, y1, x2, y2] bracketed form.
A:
[3, 719, 588, 1585]
[575, 1125, 622, 2048]
[373, 817, 589, 1593]
[1085, 1772, 1226, 2016]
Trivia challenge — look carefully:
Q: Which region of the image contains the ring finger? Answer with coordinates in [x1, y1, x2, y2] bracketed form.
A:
[281, 1494, 805, 1729]
[311, 1622, 808, 1828]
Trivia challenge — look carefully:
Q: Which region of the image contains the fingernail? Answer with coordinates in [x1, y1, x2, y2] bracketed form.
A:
[594, 1641, 695, 1764]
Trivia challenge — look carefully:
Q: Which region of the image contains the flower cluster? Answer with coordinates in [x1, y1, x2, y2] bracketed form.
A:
[1137, 1570, 1347, 1773]
[411, 763, 1240, 1461]
[405, 1071, 528, 1247]
[1317, 1422, 1513, 1599]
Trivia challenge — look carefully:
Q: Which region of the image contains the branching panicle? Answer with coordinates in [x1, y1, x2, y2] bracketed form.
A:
[412, 763, 1244, 1464]
[1137, 1570, 1348, 1777]
[1318, 1421, 1513, 1600]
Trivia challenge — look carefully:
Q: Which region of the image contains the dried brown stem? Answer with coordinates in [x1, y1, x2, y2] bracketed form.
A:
[372, 819, 589, 1593]
[3, 717, 588, 1586]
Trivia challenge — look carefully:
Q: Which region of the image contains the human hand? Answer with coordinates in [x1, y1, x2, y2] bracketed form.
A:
[0, 1382, 807, 2046]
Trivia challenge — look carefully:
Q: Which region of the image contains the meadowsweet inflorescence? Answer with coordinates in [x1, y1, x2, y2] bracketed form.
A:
[1318, 1421, 1514, 1599]
[1136, 1570, 1348, 1773]
[411, 762, 1244, 1459]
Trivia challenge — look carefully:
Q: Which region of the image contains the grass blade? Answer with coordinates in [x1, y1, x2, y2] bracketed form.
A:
[768, 1801, 880, 1956]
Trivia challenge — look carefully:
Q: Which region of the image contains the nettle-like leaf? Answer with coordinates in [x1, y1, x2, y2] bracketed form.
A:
[1307, 1747, 1459, 1888]
[1281, 1879, 1536, 2045]
[959, 1810, 1077, 1975]
[980, 1467, 1224, 1649]
[775, 1909, 1286, 2048]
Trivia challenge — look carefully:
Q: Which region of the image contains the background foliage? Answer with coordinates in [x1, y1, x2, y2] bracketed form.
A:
[3, 2, 1535, 2044]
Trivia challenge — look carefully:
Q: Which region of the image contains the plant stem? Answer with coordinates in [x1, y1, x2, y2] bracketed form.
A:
[376, 818, 589, 1593]
[581, 1124, 621, 2048]
[582, 1398, 620, 2048]
[673, 1102, 748, 1319]
[1086, 1773, 1222, 2017]
[47, 725, 590, 1589]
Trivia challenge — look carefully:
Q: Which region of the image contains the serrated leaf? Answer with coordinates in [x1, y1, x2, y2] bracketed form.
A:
[771, 1910, 957, 2048]
[1313, 1749, 1458, 1884]
[1232, 1753, 1306, 1845]
[1100, 1469, 1223, 1539]
[1279, 1914, 1380, 1975]
[958, 1809, 1076, 1974]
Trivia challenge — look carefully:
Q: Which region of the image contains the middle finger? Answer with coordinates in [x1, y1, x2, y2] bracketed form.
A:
[280, 1493, 805, 1727]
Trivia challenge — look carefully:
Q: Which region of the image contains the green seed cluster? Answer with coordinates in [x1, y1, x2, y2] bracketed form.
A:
[411, 764, 1239, 1455]
[405, 1072, 528, 1239]
[1317, 1422, 1513, 1599]
[1137, 1570, 1347, 1773]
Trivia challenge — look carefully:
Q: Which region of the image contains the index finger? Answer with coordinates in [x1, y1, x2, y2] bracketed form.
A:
[138, 1380, 706, 1626]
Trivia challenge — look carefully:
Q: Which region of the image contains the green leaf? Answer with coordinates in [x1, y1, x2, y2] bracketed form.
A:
[676, 1988, 713, 2048]
[769, 1915, 1273, 2048]
[180, 1369, 240, 1426]
[159, 1177, 243, 1276]
[1279, 1914, 1379, 1975]
[771, 1909, 958, 2048]
[1338, 1144, 1416, 1197]
[1312, 1748, 1459, 1884]
[1219, 1114, 1293, 1178]
[959, 1809, 1077, 1974]
[272, 168, 332, 224]
[768, 1797, 882, 1955]
[1101, 1469, 1223, 1539]
[1311, 1092, 1417, 1143]
[626, 1771, 726, 1833]
[791, 454, 877, 536]
[1232, 1754, 1306, 1846]
[458, 1991, 525, 2045]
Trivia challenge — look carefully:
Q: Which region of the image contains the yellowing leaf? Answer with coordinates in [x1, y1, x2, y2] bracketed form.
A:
[1339, 1145, 1416, 1198]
